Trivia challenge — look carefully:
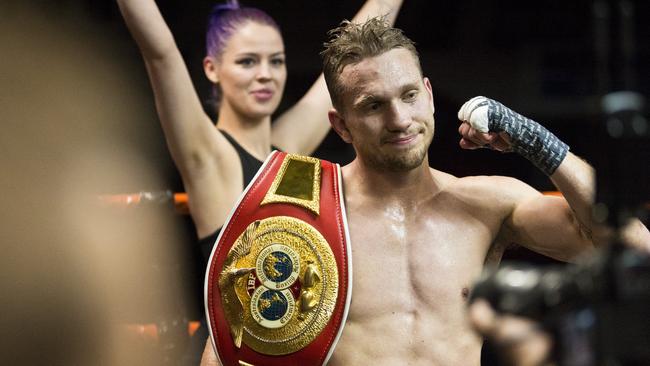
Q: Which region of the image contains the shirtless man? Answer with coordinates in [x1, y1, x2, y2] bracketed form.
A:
[202, 17, 650, 365]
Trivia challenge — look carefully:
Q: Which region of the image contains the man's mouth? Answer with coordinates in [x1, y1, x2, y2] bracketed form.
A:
[384, 133, 418, 145]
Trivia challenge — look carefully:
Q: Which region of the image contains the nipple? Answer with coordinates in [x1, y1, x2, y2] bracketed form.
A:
[461, 287, 470, 301]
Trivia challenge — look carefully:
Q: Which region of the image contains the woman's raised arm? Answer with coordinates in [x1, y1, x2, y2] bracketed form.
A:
[271, 0, 405, 155]
[117, 0, 224, 176]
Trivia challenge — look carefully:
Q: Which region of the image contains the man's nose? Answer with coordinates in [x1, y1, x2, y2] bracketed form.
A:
[385, 102, 412, 131]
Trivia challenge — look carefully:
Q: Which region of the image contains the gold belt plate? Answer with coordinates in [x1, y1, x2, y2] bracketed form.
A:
[218, 216, 338, 355]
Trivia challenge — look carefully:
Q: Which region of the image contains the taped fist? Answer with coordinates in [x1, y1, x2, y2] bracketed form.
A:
[457, 96, 569, 176]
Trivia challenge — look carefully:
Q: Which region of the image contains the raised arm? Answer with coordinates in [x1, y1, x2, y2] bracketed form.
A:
[548, 153, 650, 252]
[458, 96, 650, 261]
[271, 0, 405, 154]
[503, 154, 600, 261]
[117, 0, 225, 175]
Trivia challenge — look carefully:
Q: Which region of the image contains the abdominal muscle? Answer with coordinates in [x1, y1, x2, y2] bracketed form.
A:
[328, 298, 483, 366]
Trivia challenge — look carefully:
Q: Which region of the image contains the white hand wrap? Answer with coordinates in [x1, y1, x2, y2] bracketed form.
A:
[458, 96, 570, 175]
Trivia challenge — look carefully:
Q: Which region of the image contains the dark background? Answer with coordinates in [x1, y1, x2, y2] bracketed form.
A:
[13, 0, 649, 364]
[96, 0, 648, 268]
[73, 0, 649, 187]
[64, 0, 650, 327]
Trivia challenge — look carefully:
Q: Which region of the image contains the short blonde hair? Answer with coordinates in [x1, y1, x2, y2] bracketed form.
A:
[321, 17, 420, 111]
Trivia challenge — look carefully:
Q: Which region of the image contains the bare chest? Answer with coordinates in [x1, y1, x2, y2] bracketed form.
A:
[345, 204, 499, 318]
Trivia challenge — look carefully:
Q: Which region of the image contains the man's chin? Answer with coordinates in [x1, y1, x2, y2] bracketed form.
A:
[374, 151, 427, 172]
[384, 159, 424, 172]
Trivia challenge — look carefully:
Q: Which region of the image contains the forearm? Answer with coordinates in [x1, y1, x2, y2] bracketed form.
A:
[551, 153, 650, 250]
[350, 0, 404, 25]
[117, 0, 177, 60]
[118, 0, 214, 172]
[271, 75, 332, 154]
[549, 153, 604, 245]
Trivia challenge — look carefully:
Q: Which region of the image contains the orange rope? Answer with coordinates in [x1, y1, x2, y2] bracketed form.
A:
[123, 320, 202, 341]
[98, 193, 143, 206]
[98, 191, 189, 214]
[173, 192, 189, 214]
[100, 191, 649, 213]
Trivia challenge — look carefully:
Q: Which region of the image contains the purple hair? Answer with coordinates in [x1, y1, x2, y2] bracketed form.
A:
[205, 0, 281, 59]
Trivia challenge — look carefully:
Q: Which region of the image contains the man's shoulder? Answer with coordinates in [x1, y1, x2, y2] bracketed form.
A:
[440, 173, 524, 193]
[435, 172, 537, 207]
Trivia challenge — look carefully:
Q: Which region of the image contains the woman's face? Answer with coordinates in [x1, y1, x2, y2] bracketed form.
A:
[213, 21, 287, 120]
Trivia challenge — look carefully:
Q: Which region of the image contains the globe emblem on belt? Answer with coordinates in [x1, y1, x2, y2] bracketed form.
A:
[252, 243, 300, 328]
[250, 287, 296, 328]
[255, 244, 300, 290]
[263, 251, 293, 282]
[258, 290, 288, 320]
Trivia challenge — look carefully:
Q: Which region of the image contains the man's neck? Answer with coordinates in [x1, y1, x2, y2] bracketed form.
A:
[343, 157, 439, 201]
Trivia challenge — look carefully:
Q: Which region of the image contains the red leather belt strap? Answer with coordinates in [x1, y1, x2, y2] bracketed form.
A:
[205, 151, 351, 366]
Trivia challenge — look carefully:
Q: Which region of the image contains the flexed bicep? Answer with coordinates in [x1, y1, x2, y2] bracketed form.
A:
[508, 194, 596, 263]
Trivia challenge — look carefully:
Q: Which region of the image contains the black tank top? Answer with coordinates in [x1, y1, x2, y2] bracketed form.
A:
[197, 131, 272, 263]
[220, 131, 265, 188]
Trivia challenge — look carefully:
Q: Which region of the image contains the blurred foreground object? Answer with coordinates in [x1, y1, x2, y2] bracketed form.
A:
[0, 2, 188, 365]
[471, 244, 650, 366]
[470, 93, 650, 365]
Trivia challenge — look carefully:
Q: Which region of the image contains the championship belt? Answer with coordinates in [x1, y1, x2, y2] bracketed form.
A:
[205, 151, 352, 366]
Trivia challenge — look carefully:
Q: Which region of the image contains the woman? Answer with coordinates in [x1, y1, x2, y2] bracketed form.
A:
[117, 0, 404, 259]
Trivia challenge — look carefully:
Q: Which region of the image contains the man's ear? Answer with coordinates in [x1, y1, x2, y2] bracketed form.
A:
[203, 56, 219, 83]
[328, 109, 352, 143]
[423, 77, 435, 114]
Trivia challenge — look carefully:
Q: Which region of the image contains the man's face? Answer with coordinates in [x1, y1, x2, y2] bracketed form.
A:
[334, 48, 435, 172]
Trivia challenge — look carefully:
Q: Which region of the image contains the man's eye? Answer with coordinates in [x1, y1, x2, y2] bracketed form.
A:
[404, 91, 418, 102]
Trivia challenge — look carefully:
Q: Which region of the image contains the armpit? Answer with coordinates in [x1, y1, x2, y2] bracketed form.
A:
[484, 237, 511, 267]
